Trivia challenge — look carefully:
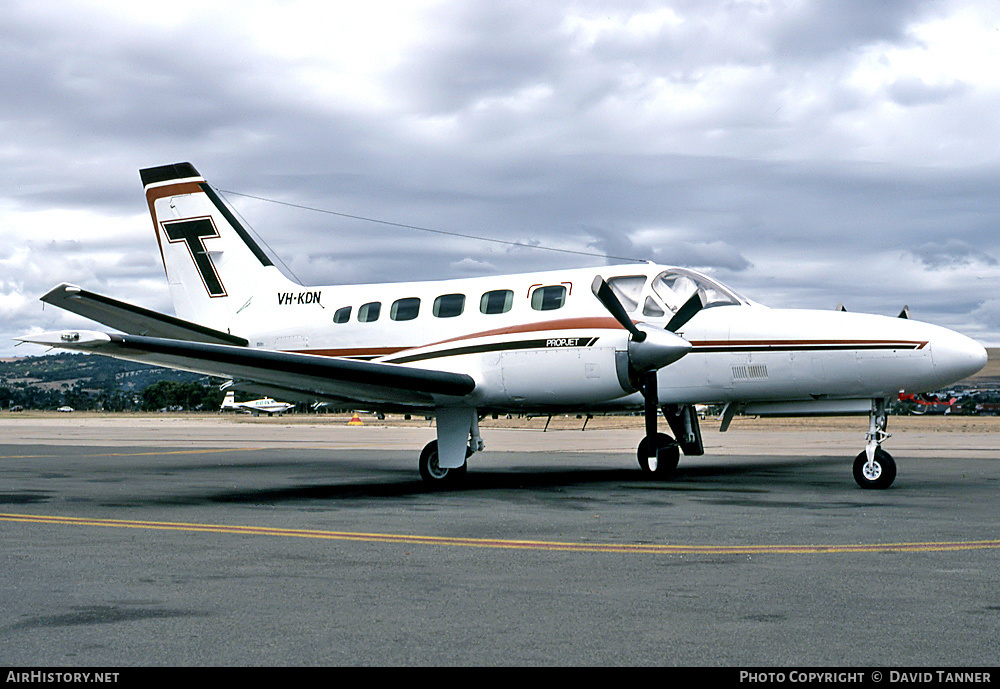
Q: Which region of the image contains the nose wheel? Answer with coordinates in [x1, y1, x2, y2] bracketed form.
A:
[853, 447, 896, 489]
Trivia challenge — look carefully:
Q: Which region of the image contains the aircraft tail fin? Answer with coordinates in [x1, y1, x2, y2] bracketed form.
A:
[140, 162, 295, 329]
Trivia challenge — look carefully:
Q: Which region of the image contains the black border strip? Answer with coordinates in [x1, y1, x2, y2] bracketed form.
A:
[386, 337, 599, 364]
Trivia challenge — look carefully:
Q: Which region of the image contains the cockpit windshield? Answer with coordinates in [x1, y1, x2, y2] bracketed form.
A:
[649, 268, 746, 314]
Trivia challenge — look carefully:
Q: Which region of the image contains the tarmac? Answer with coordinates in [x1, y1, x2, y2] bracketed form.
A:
[0, 412, 997, 666]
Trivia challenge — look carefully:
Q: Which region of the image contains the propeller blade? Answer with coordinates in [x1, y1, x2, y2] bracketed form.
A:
[665, 290, 705, 333]
[591, 276, 645, 341]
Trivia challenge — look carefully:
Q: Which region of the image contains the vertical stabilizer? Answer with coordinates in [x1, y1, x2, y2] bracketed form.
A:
[140, 162, 294, 329]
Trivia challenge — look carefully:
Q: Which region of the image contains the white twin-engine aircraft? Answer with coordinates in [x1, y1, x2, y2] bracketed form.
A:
[220, 390, 294, 416]
[21, 163, 987, 489]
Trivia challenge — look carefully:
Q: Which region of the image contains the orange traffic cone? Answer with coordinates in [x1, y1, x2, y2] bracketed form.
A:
[348, 413, 364, 426]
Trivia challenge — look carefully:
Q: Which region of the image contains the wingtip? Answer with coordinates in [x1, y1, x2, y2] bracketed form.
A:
[15, 330, 112, 347]
[40, 283, 83, 302]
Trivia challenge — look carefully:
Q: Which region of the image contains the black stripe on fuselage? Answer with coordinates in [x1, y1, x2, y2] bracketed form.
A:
[378, 337, 922, 366]
[384, 336, 600, 365]
[690, 342, 925, 354]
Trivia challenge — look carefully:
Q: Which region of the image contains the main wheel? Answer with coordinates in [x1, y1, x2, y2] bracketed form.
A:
[853, 448, 896, 489]
[637, 433, 680, 478]
[418, 440, 469, 486]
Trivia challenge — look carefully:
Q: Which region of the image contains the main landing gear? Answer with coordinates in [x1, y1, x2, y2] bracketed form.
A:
[635, 404, 704, 479]
[853, 398, 897, 489]
[418, 407, 481, 488]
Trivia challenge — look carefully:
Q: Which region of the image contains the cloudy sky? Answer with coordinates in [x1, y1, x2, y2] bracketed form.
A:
[4, 0, 999, 357]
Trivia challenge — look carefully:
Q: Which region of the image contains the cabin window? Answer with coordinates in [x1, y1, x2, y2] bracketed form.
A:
[433, 293, 465, 318]
[530, 285, 567, 311]
[358, 302, 381, 323]
[480, 289, 513, 314]
[333, 306, 352, 324]
[390, 297, 420, 321]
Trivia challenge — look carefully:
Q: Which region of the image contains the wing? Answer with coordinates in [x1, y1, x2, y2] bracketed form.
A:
[40, 283, 248, 346]
[18, 330, 476, 409]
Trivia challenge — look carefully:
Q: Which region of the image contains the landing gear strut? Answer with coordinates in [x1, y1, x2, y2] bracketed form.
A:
[853, 398, 896, 489]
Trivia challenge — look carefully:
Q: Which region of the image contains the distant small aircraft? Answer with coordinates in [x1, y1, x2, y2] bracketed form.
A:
[19, 162, 988, 489]
[220, 390, 294, 416]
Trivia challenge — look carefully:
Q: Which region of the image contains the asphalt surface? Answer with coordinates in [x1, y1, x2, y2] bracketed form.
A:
[0, 416, 998, 666]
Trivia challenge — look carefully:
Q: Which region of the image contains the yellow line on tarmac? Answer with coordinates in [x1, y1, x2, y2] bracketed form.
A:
[0, 448, 264, 459]
[2, 512, 998, 555]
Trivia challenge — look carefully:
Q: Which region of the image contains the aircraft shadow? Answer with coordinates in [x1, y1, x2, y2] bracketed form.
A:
[141, 454, 857, 506]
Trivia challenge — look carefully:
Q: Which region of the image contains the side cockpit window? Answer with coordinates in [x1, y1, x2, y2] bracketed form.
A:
[606, 275, 645, 313]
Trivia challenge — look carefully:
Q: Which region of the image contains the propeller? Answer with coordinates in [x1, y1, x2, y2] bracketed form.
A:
[591, 276, 701, 462]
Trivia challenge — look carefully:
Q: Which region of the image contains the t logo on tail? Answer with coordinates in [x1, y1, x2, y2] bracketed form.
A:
[161, 217, 227, 297]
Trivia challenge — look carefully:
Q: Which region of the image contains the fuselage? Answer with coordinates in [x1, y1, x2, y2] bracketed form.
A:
[224, 263, 987, 413]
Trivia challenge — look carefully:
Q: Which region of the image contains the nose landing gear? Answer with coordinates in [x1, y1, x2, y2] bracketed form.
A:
[853, 398, 896, 489]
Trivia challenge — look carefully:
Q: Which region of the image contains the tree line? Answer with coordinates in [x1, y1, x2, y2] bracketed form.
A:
[1, 380, 225, 412]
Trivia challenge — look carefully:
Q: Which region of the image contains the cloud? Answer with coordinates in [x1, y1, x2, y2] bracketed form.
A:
[912, 240, 998, 269]
[973, 298, 1000, 330]
[886, 77, 969, 107]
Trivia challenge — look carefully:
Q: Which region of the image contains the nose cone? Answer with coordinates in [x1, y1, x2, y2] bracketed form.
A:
[931, 329, 988, 384]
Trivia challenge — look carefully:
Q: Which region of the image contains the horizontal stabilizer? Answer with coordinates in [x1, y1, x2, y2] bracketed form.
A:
[40, 283, 248, 346]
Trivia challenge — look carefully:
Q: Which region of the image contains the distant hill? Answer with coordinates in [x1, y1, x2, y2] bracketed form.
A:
[966, 348, 1000, 387]
[0, 352, 216, 411]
